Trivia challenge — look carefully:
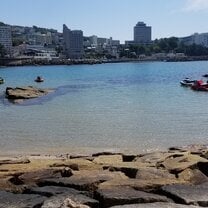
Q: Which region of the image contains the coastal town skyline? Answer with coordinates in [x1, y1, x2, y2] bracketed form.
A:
[1, 0, 208, 42]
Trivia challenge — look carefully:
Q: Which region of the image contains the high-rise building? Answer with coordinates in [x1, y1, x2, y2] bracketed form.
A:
[134, 22, 151, 44]
[0, 25, 12, 53]
[63, 24, 83, 59]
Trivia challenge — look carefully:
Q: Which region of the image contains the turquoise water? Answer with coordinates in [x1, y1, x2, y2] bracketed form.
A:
[0, 61, 208, 155]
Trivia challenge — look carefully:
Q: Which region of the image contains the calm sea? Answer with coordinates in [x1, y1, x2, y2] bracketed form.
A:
[0, 61, 208, 155]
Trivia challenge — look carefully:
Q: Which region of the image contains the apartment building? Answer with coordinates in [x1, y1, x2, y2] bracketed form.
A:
[0, 25, 12, 53]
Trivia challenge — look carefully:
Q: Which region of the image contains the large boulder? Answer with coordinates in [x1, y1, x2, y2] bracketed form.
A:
[32, 186, 99, 208]
[98, 177, 182, 192]
[161, 183, 208, 206]
[96, 187, 171, 207]
[0, 191, 46, 208]
[103, 161, 155, 178]
[5, 86, 53, 100]
[178, 168, 208, 185]
[135, 167, 176, 180]
[25, 186, 88, 197]
[19, 169, 63, 185]
[39, 170, 128, 192]
[134, 152, 180, 166]
[158, 153, 208, 174]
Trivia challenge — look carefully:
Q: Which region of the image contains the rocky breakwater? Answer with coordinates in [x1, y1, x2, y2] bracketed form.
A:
[5, 86, 53, 103]
[0, 144, 207, 207]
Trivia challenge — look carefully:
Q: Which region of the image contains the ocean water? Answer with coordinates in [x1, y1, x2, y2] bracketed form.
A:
[0, 61, 208, 155]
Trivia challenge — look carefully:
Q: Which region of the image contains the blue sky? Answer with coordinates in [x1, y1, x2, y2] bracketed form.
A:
[1, 0, 208, 42]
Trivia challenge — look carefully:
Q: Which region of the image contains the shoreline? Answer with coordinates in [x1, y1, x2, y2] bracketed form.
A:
[0, 144, 207, 207]
[0, 145, 165, 158]
[1, 56, 208, 68]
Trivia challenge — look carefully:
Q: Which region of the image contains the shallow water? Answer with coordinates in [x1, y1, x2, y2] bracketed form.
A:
[0, 61, 208, 155]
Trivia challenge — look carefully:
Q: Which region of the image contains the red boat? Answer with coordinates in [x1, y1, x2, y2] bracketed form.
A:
[191, 80, 208, 91]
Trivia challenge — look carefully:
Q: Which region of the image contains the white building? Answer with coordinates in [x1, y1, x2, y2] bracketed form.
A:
[89, 35, 98, 47]
[0, 25, 12, 54]
[180, 33, 208, 48]
[27, 32, 52, 46]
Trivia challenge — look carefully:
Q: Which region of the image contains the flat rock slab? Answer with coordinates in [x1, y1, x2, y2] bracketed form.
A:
[93, 155, 123, 164]
[159, 154, 208, 174]
[135, 168, 176, 180]
[26, 185, 84, 197]
[0, 158, 30, 165]
[41, 193, 98, 208]
[178, 168, 208, 184]
[5, 86, 53, 100]
[169, 144, 208, 154]
[161, 183, 208, 206]
[103, 161, 156, 178]
[99, 178, 181, 192]
[135, 152, 179, 165]
[0, 191, 46, 208]
[19, 169, 62, 184]
[96, 187, 171, 207]
[39, 170, 128, 191]
[110, 202, 200, 207]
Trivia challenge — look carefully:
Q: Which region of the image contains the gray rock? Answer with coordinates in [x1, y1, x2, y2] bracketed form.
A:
[110, 202, 200, 207]
[0, 191, 46, 208]
[26, 185, 85, 197]
[96, 187, 171, 207]
[161, 183, 208, 206]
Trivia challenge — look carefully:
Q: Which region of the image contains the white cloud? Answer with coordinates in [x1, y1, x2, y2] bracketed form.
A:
[184, 0, 208, 12]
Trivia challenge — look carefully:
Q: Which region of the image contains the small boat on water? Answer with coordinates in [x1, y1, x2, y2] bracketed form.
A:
[191, 80, 208, 91]
[203, 74, 208, 78]
[180, 78, 195, 87]
[35, 76, 44, 83]
[0, 77, 4, 84]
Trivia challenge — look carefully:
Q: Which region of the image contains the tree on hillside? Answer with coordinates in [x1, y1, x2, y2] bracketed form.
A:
[12, 38, 24, 46]
[0, 22, 6, 26]
[167, 37, 178, 50]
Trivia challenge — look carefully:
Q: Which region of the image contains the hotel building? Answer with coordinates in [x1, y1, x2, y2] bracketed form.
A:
[63, 24, 84, 59]
[134, 22, 151, 44]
